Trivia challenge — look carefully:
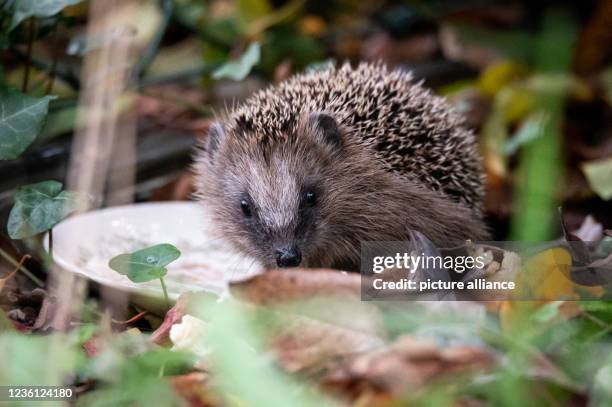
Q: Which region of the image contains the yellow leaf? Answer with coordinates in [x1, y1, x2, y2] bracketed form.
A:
[498, 86, 535, 123]
[479, 61, 528, 97]
[237, 0, 271, 26]
[518, 247, 603, 300]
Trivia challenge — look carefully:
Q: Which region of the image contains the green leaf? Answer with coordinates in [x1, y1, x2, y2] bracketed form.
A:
[0, 90, 56, 160]
[582, 157, 612, 201]
[10, 0, 84, 30]
[7, 180, 78, 239]
[212, 42, 261, 81]
[108, 244, 181, 283]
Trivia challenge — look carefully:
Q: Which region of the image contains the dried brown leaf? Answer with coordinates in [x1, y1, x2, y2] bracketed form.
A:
[323, 335, 494, 398]
[151, 292, 198, 345]
[230, 268, 361, 305]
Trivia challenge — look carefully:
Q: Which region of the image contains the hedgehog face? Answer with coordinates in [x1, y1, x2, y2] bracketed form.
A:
[200, 113, 348, 270]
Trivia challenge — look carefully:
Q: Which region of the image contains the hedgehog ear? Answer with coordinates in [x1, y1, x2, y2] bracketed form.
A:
[205, 122, 225, 160]
[308, 112, 343, 151]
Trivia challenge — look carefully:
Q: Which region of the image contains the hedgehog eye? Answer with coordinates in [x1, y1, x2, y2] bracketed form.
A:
[304, 191, 317, 207]
[240, 199, 252, 217]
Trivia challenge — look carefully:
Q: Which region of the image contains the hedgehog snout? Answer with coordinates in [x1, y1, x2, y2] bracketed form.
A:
[275, 245, 302, 268]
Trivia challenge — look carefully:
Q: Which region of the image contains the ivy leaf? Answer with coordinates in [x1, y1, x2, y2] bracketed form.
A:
[109, 244, 181, 283]
[10, 0, 84, 30]
[582, 157, 612, 201]
[212, 42, 261, 81]
[0, 90, 56, 160]
[7, 181, 78, 239]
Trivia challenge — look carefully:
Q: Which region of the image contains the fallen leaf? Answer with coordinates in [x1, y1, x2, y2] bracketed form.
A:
[151, 293, 197, 345]
[582, 157, 612, 200]
[230, 268, 361, 305]
[519, 247, 603, 300]
[323, 335, 494, 398]
[32, 294, 58, 332]
[270, 313, 385, 373]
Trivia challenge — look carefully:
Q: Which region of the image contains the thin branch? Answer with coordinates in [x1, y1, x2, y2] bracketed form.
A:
[10, 48, 81, 90]
[0, 254, 31, 284]
[45, 21, 60, 94]
[112, 310, 148, 326]
[0, 249, 42, 287]
[21, 18, 36, 92]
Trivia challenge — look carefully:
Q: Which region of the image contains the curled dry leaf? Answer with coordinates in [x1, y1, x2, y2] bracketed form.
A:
[31, 294, 58, 332]
[323, 335, 494, 398]
[151, 292, 198, 345]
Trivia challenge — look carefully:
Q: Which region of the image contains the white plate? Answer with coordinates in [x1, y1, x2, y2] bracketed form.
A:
[48, 201, 262, 306]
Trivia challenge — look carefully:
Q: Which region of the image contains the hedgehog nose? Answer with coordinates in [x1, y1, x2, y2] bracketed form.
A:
[275, 246, 302, 268]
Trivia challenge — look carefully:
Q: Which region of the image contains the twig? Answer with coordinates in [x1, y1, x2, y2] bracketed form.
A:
[22, 18, 36, 92]
[139, 88, 212, 116]
[581, 310, 612, 341]
[138, 65, 217, 88]
[112, 310, 148, 326]
[10, 48, 81, 90]
[0, 248, 43, 287]
[0, 254, 31, 284]
[581, 310, 608, 329]
[45, 21, 60, 94]
[48, 229, 54, 261]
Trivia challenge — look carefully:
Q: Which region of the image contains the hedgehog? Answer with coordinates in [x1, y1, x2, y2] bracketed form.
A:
[194, 62, 488, 272]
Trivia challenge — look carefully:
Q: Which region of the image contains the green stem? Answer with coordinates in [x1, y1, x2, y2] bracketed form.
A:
[509, 10, 577, 241]
[159, 277, 170, 309]
[136, 0, 173, 79]
[0, 248, 44, 287]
